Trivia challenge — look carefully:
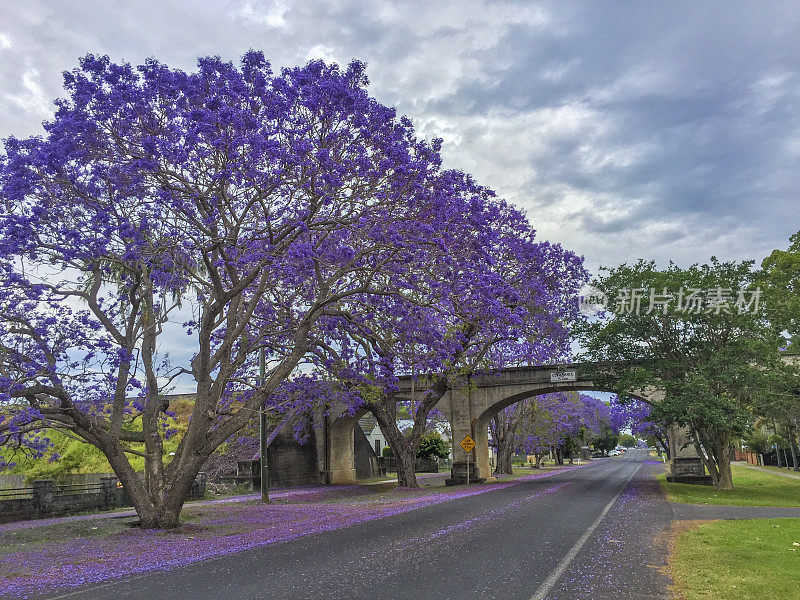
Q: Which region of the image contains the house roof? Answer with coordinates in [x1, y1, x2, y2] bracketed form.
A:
[394, 419, 451, 440]
[358, 415, 379, 434]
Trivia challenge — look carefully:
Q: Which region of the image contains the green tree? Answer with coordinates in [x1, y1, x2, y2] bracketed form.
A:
[618, 433, 636, 448]
[592, 424, 619, 456]
[742, 430, 770, 455]
[417, 431, 449, 461]
[560, 435, 580, 464]
[579, 259, 783, 490]
[761, 230, 800, 350]
[759, 231, 800, 470]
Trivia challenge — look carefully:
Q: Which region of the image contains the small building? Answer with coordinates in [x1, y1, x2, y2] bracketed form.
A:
[358, 415, 387, 456]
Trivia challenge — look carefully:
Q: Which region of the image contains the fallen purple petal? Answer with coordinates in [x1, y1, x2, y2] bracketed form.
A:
[0, 466, 582, 598]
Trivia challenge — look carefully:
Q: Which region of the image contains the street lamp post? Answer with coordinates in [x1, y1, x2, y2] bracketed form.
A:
[259, 347, 269, 503]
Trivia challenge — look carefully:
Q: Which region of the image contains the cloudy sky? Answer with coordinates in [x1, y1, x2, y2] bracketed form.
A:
[2, 1, 799, 276]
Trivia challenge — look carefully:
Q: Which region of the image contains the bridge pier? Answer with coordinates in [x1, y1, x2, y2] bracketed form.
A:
[666, 425, 712, 485]
[328, 414, 358, 484]
[472, 422, 495, 481]
[324, 407, 384, 485]
[444, 384, 495, 484]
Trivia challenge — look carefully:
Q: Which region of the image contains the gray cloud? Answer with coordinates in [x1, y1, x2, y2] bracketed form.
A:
[2, 0, 799, 276]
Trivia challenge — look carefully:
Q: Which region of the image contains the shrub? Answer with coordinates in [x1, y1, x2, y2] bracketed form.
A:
[417, 431, 449, 460]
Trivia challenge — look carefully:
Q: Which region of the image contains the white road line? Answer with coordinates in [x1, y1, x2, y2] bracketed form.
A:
[528, 463, 642, 600]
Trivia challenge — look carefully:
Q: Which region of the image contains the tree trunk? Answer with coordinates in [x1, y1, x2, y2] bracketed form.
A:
[372, 420, 422, 489]
[658, 435, 671, 459]
[492, 413, 514, 475]
[369, 379, 450, 490]
[789, 433, 799, 471]
[534, 454, 543, 468]
[125, 455, 201, 529]
[494, 437, 514, 475]
[715, 448, 733, 490]
[123, 480, 189, 529]
[498, 445, 514, 475]
[709, 434, 733, 491]
[395, 448, 418, 488]
[691, 427, 733, 491]
[138, 495, 182, 530]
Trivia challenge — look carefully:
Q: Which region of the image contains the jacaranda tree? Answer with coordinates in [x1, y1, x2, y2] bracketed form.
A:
[0, 51, 462, 527]
[610, 395, 669, 457]
[310, 177, 585, 486]
[514, 392, 612, 465]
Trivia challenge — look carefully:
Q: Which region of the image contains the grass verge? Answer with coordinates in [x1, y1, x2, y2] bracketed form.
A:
[670, 518, 800, 600]
[658, 464, 800, 507]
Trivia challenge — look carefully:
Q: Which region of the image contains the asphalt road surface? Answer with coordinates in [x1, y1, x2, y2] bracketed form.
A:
[50, 449, 675, 600]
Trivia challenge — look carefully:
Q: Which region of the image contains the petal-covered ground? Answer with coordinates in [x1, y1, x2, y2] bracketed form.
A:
[0, 466, 579, 598]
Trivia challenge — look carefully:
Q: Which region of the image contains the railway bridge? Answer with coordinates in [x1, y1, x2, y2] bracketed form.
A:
[325, 362, 702, 485]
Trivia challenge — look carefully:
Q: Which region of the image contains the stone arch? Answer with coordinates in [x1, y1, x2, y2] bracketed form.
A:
[476, 386, 653, 426]
[328, 407, 373, 484]
[471, 386, 656, 481]
[327, 364, 672, 486]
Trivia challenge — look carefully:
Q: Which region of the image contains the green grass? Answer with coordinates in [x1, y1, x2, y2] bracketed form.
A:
[658, 465, 800, 507]
[671, 518, 800, 600]
[355, 474, 398, 484]
[1, 398, 197, 482]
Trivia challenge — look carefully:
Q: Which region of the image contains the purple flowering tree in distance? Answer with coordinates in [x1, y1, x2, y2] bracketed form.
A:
[311, 179, 586, 487]
[514, 392, 612, 466]
[0, 52, 457, 527]
[515, 394, 573, 468]
[610, 395, 670, 457]
[491, 390, 588, 475]
[491, 398, 553, 474]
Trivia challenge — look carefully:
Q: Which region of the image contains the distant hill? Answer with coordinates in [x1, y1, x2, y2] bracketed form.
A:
[1, 396, 197, 482]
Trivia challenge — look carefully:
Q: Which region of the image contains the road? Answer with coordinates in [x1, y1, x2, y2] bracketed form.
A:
[51, 449, 675, 600]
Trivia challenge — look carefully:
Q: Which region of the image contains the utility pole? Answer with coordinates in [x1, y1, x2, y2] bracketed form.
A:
[259, 347, 269, 503]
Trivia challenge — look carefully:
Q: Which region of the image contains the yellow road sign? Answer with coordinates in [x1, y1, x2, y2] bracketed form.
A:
[460, 435, 475, 453]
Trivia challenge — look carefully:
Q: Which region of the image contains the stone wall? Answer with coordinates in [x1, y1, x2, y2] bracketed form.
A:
[354, 425, 379, 480]
[0, 477, 117, 524]
[232, 412, 377, 488]
[266, 420, 321, 487]
[0, 473, 207, 524]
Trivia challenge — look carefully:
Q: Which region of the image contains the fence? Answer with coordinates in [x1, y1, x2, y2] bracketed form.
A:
[0, 473, 207, 524]
[734, 450, 760, 465]
[380, 457, 440, 474]
[0, 477, 117, 524]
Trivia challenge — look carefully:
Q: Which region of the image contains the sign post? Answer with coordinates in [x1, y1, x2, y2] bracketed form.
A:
[259, 347, 269, 503]
[459, 435, 476, 485]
